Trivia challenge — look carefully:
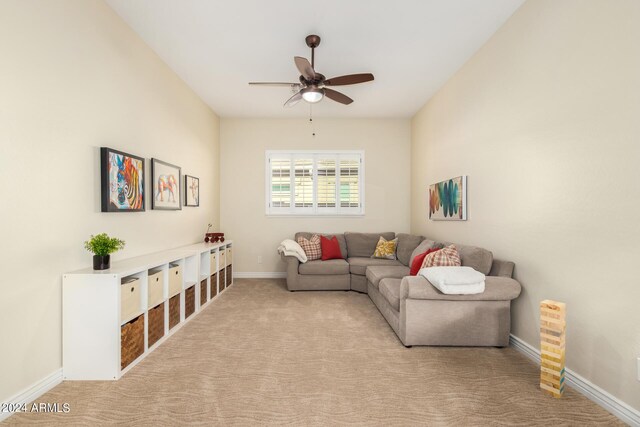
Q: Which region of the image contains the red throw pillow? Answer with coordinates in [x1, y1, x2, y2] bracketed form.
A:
[410, 247, 441, 276]
[320, 235, 343, 260]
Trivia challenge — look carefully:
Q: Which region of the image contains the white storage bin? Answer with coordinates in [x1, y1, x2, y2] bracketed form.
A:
[121, 277, 141, 323]
[168, 264, 182, 297]
[169, 264, 182, 298]
[219, 249, 226, 272]
[210, 252, 217, 274]
[226, 247, 233, 266]
[148, 270, 164, 308]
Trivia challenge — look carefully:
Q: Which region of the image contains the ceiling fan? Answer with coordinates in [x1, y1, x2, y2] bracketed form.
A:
[249, 34, 374, 107]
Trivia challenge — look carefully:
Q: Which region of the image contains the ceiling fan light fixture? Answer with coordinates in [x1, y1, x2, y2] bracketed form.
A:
[301, 86, 324, 103]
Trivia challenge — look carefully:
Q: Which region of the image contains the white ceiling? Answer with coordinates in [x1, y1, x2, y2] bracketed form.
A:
[106, 0, 524, 118]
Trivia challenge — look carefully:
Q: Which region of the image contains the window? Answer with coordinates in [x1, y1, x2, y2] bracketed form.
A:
[266, 150, 364, 215]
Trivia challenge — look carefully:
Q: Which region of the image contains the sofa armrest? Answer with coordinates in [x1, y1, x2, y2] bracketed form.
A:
[280, 253, 300, 276]
[400, 275, 521, 302]
[489, 259, 515, 278]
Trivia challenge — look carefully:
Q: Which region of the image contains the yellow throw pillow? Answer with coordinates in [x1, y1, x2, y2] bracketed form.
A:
[372, 236, 398, 260]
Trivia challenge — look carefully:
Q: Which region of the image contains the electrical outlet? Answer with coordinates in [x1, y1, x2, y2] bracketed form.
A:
[257, 256, 262, 264]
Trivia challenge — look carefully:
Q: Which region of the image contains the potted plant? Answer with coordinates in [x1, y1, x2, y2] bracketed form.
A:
[84, 233, 125, 270]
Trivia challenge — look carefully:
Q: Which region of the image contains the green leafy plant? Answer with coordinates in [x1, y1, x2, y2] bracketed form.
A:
[84, 233, 125, 256]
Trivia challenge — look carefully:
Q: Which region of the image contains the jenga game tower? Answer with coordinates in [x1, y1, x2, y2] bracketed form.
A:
[540, 300, 566, 398]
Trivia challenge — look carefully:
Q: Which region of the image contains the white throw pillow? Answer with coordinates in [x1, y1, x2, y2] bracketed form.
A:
[419, 266, 486, 295]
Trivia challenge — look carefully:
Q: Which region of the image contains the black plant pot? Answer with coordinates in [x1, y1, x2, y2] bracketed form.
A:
[93, 254, 111, 270]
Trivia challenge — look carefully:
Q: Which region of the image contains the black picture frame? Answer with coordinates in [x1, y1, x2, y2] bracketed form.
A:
[100, 147, 146, 213]
[184, 175, 200, 207]
[151, 158, 182, 210]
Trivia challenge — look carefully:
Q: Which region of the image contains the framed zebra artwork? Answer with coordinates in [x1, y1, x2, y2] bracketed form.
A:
[100, 147, 145, 212]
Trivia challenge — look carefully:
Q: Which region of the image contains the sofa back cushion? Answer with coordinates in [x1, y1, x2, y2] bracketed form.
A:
[295, 232, 347, 259]
[396, 233, 424, 266]
[446, 243, 494, 275]
[344, 232, 395, 257]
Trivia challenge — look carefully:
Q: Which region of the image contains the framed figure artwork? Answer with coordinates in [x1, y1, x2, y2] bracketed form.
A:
[185, 175, 199, 207]
[152, 159, 181, 210]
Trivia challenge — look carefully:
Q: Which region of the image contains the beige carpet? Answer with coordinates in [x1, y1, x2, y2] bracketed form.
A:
[7, 279, 621, 426]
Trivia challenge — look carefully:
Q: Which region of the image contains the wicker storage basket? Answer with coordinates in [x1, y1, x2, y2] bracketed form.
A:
[226, 265, 232, 286]
[210, 273, 218, 298]
[121, 314, 144, 370]
[169, 294, 180, 330]
[220, 269, 226, 292]
[200, 279, 207, 305]
[185, 285, 196, 318]
[148, 302, 165, 347]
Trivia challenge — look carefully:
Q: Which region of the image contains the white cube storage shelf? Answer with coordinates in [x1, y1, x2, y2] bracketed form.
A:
[63, 241, 233, 380]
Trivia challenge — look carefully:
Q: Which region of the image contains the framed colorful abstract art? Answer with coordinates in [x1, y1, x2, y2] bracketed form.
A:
[429, 175, 467, 221]
[184, 175, 199, 207]
[100, 147, 145, 212]
[151, 159, 182, 210]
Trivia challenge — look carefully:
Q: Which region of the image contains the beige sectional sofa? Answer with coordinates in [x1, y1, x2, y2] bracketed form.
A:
[281, 232, 521, 347]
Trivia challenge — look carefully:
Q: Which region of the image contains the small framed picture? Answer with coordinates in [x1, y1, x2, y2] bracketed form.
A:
[151, 158, 182, 210]
[185, 175, 199, 207]
[100, 147, 145, 212]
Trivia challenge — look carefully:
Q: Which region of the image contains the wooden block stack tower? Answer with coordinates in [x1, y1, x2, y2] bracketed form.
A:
[540, 300, 566, 398]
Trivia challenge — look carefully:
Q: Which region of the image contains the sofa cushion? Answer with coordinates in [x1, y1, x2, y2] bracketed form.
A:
[295, 232, 347, 259]
[348, 257, 403, 276]
[298, 259, 349, 275]
[441, 243, 493, 275]
[344, 232, 395, 258]
[366, 265, 410, 289]
[379, 278, 401, 311]
[409, 239, 435, 267]
[396, 233, 424, 266]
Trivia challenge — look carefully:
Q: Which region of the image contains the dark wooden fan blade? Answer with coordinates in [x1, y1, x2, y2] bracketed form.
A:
[324, 88, 353, 105]
[249, 82, 299, 86]
[294, 56, 315, 80]
[284, 91, 302, 107]
[324, 73, 374, 86]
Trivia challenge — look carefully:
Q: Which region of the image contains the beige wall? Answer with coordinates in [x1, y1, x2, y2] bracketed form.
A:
[220, 118, 411, 273]
[0, 0, 220, 402]
[411, 0, 640, 410]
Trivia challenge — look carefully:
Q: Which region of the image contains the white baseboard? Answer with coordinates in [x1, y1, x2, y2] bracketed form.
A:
[233, 272, 287, 279]
[509, 334, 640, 426]
[0, 368, 63, 422]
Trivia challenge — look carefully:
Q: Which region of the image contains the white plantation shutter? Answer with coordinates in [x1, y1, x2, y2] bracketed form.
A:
[339, 157, 361, 210]
[266, 151, 363, 215]
[317, 158, 337, 209]
[293, 158, 313, 210]
[270, 158, 291, 209]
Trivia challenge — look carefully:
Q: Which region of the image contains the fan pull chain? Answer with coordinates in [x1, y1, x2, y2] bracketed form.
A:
[309, 105, 316, 137]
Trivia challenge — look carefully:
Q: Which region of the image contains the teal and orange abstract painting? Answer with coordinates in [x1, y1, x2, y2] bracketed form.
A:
[429, 176, 467, 220]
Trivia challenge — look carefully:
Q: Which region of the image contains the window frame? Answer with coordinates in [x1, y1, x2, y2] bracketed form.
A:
[265, 150, 365, 217]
